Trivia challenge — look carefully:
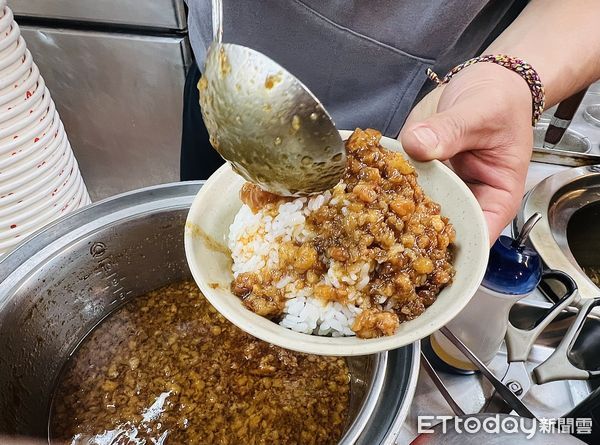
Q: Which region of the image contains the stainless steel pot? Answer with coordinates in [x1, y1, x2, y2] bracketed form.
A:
[515, 166, 600, 380]
[516, 165, 600, 301]
[0, 182, 419, 445]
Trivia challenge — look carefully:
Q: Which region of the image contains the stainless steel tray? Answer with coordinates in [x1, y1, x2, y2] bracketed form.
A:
[397, 293, 597, 443]
[533, 91, 600, 166]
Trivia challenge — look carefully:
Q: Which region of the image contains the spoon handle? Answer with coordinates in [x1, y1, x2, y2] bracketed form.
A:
[211, 0, 223, 43]
[543, 87, 588, 149]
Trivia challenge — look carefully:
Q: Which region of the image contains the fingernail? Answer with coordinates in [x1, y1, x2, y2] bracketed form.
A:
[412, 127, 439, 151]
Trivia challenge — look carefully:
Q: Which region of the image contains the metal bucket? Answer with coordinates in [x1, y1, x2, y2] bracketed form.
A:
[516, 165, 600, 300]
[0, 182, 419, 444]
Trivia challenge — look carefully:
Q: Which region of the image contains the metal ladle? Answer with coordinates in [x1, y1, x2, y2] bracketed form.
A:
[199, 0, 346, 196]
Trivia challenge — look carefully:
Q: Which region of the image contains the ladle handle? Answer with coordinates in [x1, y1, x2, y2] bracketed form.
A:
[505, 269, 578, 362]
[211, 0, 223, 43]
[534, 297, 600, 384]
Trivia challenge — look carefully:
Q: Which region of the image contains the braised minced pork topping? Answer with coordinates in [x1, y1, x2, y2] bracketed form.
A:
[51, 281, 349, 445]
[233, 128, 456, 338]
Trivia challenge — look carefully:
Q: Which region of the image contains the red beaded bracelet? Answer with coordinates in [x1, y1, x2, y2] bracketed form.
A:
[426, 54, 545, 126]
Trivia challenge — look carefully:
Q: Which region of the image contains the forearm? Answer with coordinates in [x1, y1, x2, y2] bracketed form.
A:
[486, 0, 600, 107]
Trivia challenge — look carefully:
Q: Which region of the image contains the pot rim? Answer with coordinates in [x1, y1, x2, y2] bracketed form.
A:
[0, 181, 419, 444]
[515, 165, 600, 301]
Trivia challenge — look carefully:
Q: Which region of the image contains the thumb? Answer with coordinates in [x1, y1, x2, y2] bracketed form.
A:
[400, 103, 487, 162]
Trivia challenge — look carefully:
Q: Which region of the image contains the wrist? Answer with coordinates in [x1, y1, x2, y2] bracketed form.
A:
[468, 62, 532, 109]
[428, 55, 541, 125]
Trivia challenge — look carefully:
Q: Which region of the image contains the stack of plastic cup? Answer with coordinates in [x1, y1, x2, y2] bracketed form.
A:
[0, 1, 91, 256]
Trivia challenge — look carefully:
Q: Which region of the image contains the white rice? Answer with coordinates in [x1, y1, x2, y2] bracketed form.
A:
[228, 188, 374, 337]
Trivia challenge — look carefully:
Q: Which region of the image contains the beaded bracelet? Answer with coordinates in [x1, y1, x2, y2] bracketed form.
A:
[426, 54, 545, 126]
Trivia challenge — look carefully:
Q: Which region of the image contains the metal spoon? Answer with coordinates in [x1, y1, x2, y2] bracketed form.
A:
[198, 0, 346, 196]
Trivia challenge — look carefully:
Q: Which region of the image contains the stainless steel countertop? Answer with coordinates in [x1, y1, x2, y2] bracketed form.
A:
[533, 87, 600, 165]
[397, 333, 591, 443]
[396, 161, 581, 444]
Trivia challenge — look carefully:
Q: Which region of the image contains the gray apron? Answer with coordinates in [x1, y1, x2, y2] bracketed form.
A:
[187, 0, 523, 137]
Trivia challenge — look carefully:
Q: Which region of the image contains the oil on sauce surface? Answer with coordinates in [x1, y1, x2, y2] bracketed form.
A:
[50, 281, 350, 445]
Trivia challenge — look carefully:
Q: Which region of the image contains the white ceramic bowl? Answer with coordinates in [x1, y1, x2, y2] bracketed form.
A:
[0, 75, 45, 128]
[0, 135, 73, 223]
[185, 130, 489, 355]
[0, 94, 53, 150]
[0, 149, 76, 240]
[47, 162, 84, 214]
[0, 143, 69, 197]
[0, 52, 35, 103]
[0, 115, 60, 172]
[0, 43, 31, 88]
[0, 109, 59, 170]
[0, 116, 67, 194]
[0, 172, 91, 255]
[66, 174, 85, 209]
[77, 185, 92, 207]
[0, 140, 72, 210]
[0, 36, 26, 77]
[0, 6, 11, 37]
[58, 169, 86, 213]
[0, 48, 33, 100]
[0, 127, 65, 190]
[0, 170, 79, 248]
[0, 146, 75, 230]
[0, 73, 48, 141]
[0, 21, 19, 59]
